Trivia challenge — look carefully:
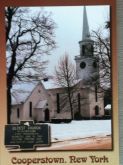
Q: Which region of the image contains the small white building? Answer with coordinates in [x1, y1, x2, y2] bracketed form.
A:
[11, 81, 55, 123]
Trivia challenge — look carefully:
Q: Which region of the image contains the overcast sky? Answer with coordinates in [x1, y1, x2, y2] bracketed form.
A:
[31, 6, 110, 75]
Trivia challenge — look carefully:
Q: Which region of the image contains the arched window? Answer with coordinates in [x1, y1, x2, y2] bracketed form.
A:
[29, 101, 32, 117]
[56, 93, 60, 113]
[17, 108, 20, 118]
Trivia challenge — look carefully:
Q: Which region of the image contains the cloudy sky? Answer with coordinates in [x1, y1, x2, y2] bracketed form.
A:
[31, 5, 110, 75]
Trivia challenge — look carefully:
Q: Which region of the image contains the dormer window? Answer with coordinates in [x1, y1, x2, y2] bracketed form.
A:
[43, 78, 48, 81]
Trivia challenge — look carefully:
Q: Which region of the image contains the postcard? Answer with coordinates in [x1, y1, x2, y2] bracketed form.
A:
[0, 0, 120, 164]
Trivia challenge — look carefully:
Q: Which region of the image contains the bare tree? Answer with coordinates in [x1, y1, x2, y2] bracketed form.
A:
[54, 54, 76, 120]
[91, 21, 111, 91]
[91, 19, 112, 107]
[5, 7, 56, 123]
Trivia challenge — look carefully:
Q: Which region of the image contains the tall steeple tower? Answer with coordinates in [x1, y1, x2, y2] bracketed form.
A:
[74, 7, 104, 119]
[75, 6, 99, 84]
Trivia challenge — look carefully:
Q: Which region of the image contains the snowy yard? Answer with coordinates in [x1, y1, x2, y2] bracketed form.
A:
[47, 120, 111, 142]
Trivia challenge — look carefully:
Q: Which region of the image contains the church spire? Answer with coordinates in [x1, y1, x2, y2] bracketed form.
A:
[78, 6, 94, 57]
[82, 6, 90, 40]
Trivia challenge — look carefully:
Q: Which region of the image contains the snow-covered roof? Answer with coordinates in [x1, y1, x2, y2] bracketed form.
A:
[12, 82, 38, 105]
[35, 100, 47, 109]
[11, 78, 81, 105]
[11, 79, 58, 105]
[42, 78, 81, 90]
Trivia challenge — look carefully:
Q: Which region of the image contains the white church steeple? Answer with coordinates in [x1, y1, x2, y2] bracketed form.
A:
[75, 6, 99, 83]
[82, 6, 90, 40]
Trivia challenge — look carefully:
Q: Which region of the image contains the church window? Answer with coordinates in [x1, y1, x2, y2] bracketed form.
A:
[56, 93, 60, 113]
[82, 44, 93, 56]
[93, 61, 97, 68]
[82, 45, 85, 55]
[95, 85, 98, 102]
[29, 101, 32, 117]
[80, 61, 86, 69]
[17, 108, 20, 118]
[91, 45, 94, 55]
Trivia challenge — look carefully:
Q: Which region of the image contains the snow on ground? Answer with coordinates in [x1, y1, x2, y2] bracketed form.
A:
[47, 120, 111, 142]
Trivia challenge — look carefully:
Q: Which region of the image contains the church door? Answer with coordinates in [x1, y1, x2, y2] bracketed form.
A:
[95, 105, 99, 116]
[44, 108, 50, 121]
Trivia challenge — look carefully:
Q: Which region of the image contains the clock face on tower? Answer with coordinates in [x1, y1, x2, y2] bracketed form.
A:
[80, 61, 86, 69]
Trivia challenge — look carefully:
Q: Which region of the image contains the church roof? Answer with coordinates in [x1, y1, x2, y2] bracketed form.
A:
[11, 79, 60, 105]
[11, 82, 38, 105]
[11, 78, 81, 105]
[42, 79, 60, 89]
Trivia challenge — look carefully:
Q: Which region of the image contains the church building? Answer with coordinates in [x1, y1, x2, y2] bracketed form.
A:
[10, 7, 104, 123]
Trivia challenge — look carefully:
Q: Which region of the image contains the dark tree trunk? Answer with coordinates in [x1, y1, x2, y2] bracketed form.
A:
[6, 9, 12, 42]
[69, 96, 74, 120]
[7, 86, 12, 124]
[7, 53, 16, 123]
